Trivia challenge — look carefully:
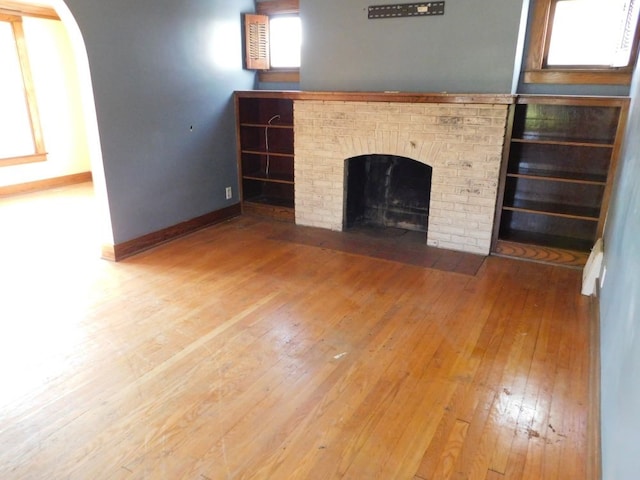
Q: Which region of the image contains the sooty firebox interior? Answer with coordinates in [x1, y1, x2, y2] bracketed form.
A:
[344, 155, 432, 232]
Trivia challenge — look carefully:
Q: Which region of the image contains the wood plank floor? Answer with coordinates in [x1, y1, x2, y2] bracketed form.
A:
[0, 183, 591, 479]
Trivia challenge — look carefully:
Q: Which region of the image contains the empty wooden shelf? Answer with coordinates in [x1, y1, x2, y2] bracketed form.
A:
[235, 92, 296, 222]
[493, 95, 629, 267]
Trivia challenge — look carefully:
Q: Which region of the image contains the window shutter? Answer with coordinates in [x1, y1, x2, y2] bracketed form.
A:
[613, 0, 639, 67]
[244, 14, 270, 70]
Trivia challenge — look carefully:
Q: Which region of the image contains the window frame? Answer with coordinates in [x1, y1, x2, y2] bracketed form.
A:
[0, 9, 51, 166]
[253, 0, 300, 84]
[524, 0, 640, 85]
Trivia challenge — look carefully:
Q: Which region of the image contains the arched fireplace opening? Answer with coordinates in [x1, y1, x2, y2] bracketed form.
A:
[344, 154, 432, 233]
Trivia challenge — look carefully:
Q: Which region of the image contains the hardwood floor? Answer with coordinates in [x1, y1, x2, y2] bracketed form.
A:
[0, 183, 591, 479]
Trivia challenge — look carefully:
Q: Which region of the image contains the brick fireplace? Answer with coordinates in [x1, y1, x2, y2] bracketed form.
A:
[293, 98, 510, 255]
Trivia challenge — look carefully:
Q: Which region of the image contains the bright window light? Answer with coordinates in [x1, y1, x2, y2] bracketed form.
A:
[269, 16, 301, 68]
[0, 21, 35, 158]
[547, 0, 640, 67]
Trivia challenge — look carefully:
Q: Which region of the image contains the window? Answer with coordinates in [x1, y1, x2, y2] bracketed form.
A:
[0, 10, 48, 166]
[243, 0, 300, 83]
[268, 16, 301, 68]
[524, 0, 640, 85]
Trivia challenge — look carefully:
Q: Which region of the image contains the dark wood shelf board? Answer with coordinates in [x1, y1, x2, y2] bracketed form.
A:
[512, 137, 614, 148]
[242, 200, 294, 222]
[243, 173, 294, 185]
[241, 150, 294, 158]
[506, 171, 607, 185]
[515, 94, 629, 108]
[498, 228, 593, 252]
[494, 239, 590, 267]
[240, 123, 293, 129]
[503, 200, 600, 221]
[243, 195, 294, 208]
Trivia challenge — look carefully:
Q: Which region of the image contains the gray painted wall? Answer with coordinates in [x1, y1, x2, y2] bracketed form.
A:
[64, 0, 254, 243]
[263, 0, 631, 96]
[600, 64, 640, 479]
[300, 0, 525, 93]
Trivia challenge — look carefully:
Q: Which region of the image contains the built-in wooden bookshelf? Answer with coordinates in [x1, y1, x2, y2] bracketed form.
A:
[493, 95, 629, 266]
[235, 91, 295, 221]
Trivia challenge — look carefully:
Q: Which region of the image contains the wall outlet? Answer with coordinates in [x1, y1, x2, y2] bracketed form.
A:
[225, 186, 232, 200]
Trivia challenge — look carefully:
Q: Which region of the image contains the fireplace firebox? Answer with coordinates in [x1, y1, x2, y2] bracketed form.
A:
[344, 155, 433, 233]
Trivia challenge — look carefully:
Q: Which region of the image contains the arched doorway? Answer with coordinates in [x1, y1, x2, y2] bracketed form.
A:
[48, 0, 114, 250]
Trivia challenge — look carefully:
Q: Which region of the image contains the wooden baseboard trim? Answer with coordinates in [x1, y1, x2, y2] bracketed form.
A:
[101, 203, 241, 262]
[0, 172, 93, 197]
[588, 292, 602, 480]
